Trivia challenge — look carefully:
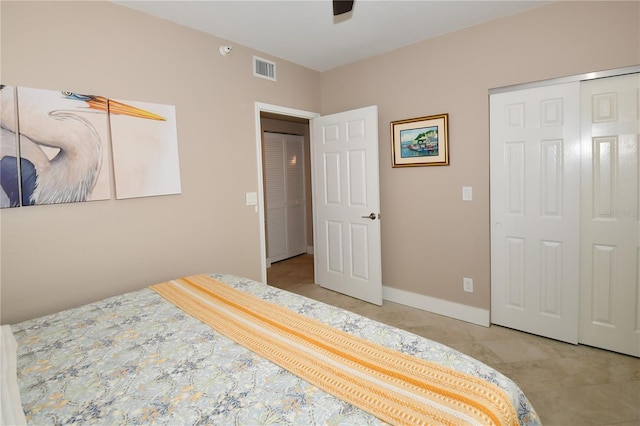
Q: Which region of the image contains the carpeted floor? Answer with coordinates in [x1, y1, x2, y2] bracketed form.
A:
[267, 254, 640, 426]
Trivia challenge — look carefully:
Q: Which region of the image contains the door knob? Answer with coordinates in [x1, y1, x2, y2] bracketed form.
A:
[361, 213, 377, 220]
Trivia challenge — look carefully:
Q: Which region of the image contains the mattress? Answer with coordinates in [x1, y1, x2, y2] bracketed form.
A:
[6, 274, 541, 425]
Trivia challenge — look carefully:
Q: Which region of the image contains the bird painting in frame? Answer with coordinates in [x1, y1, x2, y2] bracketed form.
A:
[0, 85, 165, 207]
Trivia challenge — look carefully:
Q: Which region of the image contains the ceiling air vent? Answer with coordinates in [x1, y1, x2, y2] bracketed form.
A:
[253, 56, 276, 81]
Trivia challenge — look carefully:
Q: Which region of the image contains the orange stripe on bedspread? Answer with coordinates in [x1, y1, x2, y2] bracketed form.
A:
[151, 275, 519, 426]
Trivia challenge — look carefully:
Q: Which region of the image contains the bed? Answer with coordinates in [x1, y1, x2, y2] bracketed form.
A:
[3, 274, 541, 425]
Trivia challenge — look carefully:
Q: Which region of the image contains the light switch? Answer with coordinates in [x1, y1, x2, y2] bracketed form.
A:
[245, 192, 258, 206]
[462, 186, 473, 201]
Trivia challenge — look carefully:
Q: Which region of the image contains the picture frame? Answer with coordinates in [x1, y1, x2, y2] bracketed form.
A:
[391, 113, 449, 167]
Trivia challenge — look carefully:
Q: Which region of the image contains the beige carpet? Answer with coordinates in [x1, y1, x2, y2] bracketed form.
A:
[268, 254, 640, 426]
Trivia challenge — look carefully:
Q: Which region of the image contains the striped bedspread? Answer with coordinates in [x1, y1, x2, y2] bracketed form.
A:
[152, 274, 519, 426]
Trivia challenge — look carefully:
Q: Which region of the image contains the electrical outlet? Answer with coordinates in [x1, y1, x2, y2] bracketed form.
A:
[463, 277, 473, 293]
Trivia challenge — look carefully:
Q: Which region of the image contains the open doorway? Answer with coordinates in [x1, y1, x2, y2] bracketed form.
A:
[254, 103, 319, 285]
[266, 253, 315, 289]
[256, 103, 383, 305]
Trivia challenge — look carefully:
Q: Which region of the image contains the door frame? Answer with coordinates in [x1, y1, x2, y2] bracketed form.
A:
[254, 102, 320, 284]
[489, 65, 639, 95]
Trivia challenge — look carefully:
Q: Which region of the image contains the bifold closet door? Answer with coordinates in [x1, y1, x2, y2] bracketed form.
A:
[490, 82, 581, 344]
[579, 73, 640, 357]
[264, 132, 306, 265]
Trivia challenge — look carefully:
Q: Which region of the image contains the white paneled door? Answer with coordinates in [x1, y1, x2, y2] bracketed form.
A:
[311, 105, 382, 305]
[490, 83, 582, 344]
[579, 74, 640, 357]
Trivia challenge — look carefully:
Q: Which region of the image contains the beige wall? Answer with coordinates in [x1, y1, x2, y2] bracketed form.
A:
[320, 1, 639, 309]
[1, 1, 638, 324]
[0, 1, 321, 323]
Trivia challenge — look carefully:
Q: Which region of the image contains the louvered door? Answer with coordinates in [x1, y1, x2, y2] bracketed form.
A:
[264, 132, 306, 265]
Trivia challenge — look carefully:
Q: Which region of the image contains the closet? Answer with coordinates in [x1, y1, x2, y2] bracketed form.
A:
[490, 68, 639, 357]
[263, 132, 307, 265]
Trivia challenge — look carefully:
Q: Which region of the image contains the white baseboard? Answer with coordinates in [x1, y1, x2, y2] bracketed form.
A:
[382, 286, 490, 327]
[306, 245, 314, 255]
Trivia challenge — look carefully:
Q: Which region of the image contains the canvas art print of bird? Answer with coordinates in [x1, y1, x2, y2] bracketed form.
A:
[0, 85, 165, 208]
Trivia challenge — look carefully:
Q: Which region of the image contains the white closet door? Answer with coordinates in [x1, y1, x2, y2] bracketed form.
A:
[490, 83, 581, 344]
[579, 73, 640, 357]
[285, 136, 307, 256]
[264, 132, 306, 264]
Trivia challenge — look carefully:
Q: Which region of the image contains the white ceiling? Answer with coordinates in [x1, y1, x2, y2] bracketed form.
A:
[114, 0, 551, 72]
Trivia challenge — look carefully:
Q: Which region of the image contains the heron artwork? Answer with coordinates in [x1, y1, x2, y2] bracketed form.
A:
[0, 85, 165, 208]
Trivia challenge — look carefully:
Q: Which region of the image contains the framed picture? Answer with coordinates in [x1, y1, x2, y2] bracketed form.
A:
[391, 113, 449, 167]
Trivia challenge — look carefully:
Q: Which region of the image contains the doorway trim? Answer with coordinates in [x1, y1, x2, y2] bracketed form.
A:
[254, 102, 320, 284]
[489, 65, 639, 94]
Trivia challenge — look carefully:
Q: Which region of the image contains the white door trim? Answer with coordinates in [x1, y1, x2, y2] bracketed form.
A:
[490, 65, 640, 95]
[254, 102, 319, 284]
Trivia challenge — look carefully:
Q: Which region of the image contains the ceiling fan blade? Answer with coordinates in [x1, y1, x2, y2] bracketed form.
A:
[333, 0, 354, 16]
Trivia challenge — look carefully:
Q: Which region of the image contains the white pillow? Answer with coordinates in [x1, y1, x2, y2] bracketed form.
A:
[1, 324, 27, 425]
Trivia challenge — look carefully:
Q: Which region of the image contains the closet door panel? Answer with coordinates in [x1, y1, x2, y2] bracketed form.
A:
[490, 82, 581, 344]
[491, 71, 639, 356]
[580, 73, 640, 357]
